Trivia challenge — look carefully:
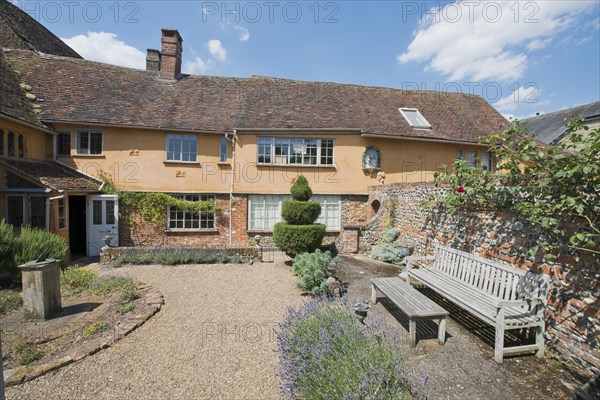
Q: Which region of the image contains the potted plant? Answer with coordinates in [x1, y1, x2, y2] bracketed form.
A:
[396, 238, 415, 257]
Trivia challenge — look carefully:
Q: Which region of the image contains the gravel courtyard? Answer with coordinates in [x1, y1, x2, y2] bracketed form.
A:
[6, 262, 304, 400]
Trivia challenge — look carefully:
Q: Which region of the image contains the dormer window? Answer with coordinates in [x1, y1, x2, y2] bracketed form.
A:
[399, 108, 432, 129]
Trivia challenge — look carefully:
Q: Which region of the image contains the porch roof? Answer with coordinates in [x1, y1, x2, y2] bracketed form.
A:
[0, 157, 102, 192]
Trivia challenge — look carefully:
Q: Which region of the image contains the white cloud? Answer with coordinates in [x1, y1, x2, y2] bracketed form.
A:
[575, 35, 593, 46]
[527, 38, 552, 51]
[234, 26, 250, 42]
[61, 32, 145, 69]
[398, 1, 595, 82]
[207, 39, 227, 62]
[494, 86, 540, 113]
[183, 57, 210, 74]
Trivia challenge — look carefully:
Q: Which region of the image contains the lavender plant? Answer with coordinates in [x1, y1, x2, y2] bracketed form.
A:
[275, 297, 427, 399]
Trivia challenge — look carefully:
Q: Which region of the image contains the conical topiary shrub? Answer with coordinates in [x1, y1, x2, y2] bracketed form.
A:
[274, 176, 326, 257]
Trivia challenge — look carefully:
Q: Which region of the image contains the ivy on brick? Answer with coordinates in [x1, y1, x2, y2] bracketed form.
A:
[99, 173, 220, 228]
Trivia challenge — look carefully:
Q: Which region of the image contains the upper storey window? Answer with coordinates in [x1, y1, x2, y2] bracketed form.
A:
[257, 137, 334, 166]
[77, 130, 103, 155]
[166, 134, 197, 162]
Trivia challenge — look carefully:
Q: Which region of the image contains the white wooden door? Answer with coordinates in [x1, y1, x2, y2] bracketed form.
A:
[87, 194, 118, 256]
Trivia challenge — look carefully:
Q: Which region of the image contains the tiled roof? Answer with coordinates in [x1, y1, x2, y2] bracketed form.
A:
[520, 101, 600, 145]
[0, 49, 45, 127]
[5, 50, 508, 144]
[0, 157, 101, 191]
[0, 0, 81, 58]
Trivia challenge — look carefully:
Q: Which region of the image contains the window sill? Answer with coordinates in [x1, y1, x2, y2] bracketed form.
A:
[217, 162, 230, 166]
[73, 154, 105, 158]
[255, 163, 337, 169]
[163, 160, 200, 165]
[165, 229, 218, 234]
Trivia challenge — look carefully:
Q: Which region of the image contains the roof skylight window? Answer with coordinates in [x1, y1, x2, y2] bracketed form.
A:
[399, 108, 432, 129]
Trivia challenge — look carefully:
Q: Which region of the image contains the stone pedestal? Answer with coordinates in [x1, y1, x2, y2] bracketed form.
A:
[19, 259, 62, 320]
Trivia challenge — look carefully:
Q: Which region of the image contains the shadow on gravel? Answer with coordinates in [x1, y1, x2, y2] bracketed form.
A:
[378, 297, 453, 345]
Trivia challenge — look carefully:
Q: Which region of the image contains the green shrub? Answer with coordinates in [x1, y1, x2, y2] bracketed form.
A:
[0, 289, 22, 314]
[120, 285, 139, 303]
[117, 302, 135, 314]
[281, 200, 321, 225]
[90, 275, 136, 296]
[382, 227, 400, 243]
[292, 250, 339, 295]
[371, 243, 404, 265]
[274, 223, 325, 257]
[15, 226, 69, 269]
[0, 219, 17, 273]
[61, 267, 98, 295]
[112, 249, 246, 267]
[18, 347, 44, 365]
[371, 228, 404, 265]
[83, 322, 108, 335]
[276, 297, 421, 399]
[290, 175, 312, 201]
[292, 249, 339, 295]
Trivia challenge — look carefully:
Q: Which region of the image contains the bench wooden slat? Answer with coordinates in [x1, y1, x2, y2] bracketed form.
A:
[371, 278, 448, 318]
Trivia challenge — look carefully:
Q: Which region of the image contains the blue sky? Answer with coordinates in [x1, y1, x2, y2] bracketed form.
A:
[14, 0, 600, 119]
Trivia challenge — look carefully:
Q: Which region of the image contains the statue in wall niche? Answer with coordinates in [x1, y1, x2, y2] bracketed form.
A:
[377, 171, 386, 184]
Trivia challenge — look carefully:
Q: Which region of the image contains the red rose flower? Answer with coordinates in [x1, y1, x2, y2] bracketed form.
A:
[456, 186, 465, 193]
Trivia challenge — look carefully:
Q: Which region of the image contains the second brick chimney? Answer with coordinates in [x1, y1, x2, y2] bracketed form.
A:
[146, 28, 183, 79]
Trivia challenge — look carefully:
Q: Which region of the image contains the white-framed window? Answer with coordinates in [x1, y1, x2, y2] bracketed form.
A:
[249, 195, 284, 231]
[220, 136, 228, 163]
[248, 194, 341, 231]
[58, 197, 67, 229]
[168, 194, 215, 230]
[56, 133, 71, 156]
[313, 195, 341, 231]
[76, 130, 103, 155]
[29, 196, 46, 229]
[6, 195, 24, 226]
[166, 134, 197, 162]
[398, 108, 432, 129]
[257, 137, 335, 166]
[457, 149, 493, 171]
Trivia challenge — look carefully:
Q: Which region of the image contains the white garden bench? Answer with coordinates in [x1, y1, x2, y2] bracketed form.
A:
[405, 241, 550, 363]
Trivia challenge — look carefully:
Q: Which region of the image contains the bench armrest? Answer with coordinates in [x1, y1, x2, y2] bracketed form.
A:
[406, 255, 435, 270]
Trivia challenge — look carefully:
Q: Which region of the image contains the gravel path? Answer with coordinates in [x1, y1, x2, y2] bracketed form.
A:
[6, 263, 304, 400]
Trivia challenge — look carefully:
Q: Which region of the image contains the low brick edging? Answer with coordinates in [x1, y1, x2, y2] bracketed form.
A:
[3, 286, 164, 387]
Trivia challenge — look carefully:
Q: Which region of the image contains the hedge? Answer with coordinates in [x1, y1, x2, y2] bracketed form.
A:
[281, 200, 321, 225]
[273, 223, 326, 257]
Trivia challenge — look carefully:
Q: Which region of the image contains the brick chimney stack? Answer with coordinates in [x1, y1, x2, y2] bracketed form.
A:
[146, 49, 161, 71]
[155, 28, 183, 79]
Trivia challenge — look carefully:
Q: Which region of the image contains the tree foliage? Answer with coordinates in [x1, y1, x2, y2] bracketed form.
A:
[432, 117, 599, 259]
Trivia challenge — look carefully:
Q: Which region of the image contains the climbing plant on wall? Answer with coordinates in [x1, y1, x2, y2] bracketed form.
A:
[431, 117, 600, 259]
[99, 173, 219, 229]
